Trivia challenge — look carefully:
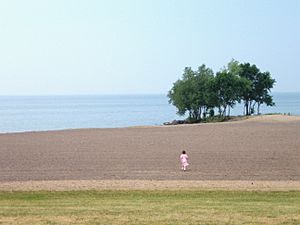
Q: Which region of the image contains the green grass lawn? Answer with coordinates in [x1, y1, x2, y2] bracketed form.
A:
[0, 190, 299, 225]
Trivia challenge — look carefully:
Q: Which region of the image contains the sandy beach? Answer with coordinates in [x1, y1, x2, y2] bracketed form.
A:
[0, 115, 299, 190]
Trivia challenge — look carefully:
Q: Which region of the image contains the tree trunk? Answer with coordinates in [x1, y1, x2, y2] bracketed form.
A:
[248, 101, 251, 115]
[252, 102, 257, 115]
[199, 108, 202, 120]
[202, 106, 206, 119]
[245, 101, 249, 115]
[222, 105, 227, 117]
[248, 100, 254, 115]
[193, 111, 198, 120]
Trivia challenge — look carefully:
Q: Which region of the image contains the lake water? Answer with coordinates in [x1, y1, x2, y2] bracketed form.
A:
[0, 93, 299, 133]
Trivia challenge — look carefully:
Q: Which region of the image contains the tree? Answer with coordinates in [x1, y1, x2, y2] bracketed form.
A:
[168, 67, 197, 118]
[239, 63, 275, 115]
[194, 65, 215, 119]
[168, 65, 214, 121]
[213, 69, 250, 117]
[238, 63, 259, 115]
[253, 71, 276, 114]
[168, 60, 276, 122]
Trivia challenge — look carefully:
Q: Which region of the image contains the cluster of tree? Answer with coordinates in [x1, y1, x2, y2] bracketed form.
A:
[168, 60, 276, 121]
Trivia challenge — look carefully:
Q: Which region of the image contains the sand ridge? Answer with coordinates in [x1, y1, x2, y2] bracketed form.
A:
[0, 180, 300, 191]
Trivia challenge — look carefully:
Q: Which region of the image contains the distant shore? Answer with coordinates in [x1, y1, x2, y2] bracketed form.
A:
[0, 114, 300, 190]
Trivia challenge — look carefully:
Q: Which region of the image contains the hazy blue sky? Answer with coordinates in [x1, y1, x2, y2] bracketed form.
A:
[0, 0, 299, 95]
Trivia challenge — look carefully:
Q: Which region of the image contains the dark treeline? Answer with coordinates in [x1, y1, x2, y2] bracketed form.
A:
[168, 60, 276, 122]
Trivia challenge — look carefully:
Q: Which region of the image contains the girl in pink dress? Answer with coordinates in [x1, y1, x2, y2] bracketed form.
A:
[180, 150, 189, 171]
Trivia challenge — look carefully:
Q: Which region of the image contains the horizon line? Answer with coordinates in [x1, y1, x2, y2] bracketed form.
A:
[0, 91, 299, 97]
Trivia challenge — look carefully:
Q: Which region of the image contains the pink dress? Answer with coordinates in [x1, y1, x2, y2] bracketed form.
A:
[180, 154, 189, 167]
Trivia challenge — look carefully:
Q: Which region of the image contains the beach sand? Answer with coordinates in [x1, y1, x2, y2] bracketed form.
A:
[0, 115, 299, 190]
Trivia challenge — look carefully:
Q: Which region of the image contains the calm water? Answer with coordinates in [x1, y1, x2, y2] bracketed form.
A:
[0, 93, 299, 133]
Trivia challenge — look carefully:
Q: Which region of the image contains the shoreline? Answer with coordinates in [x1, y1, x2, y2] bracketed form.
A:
[1, 114, 300, 135]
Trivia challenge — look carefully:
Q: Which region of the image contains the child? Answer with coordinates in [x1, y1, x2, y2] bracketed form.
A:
[180, 150, 189, 171]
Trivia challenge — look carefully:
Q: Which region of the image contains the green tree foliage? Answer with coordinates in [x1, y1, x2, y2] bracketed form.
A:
[254, 71, 276, 114]
[213, 70, 250, 117]
[195, 65, 215, 119]
[168, 65, 214, 121]
[239, 63, 276, 115]
[168, 60, 276, 122]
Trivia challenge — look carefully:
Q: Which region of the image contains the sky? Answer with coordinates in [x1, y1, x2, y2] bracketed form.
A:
[0, 0, 299, 95]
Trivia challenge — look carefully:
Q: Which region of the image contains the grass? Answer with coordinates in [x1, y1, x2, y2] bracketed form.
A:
[0, 190, 300, 225]
[202, 115, 250, 123]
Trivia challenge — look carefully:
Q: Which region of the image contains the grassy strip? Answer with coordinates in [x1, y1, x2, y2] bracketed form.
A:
[0, 190, 299, 225]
